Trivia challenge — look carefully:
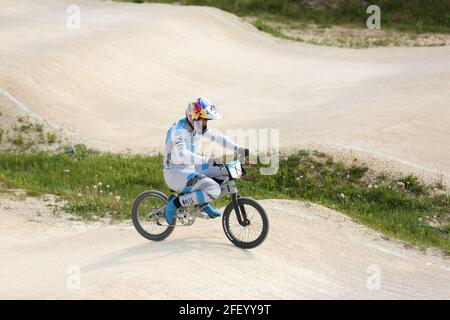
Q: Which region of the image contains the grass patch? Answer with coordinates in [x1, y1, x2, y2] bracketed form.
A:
[399, 175, 426, 195]
[253, 18, 289, 39]
[0, 147, 449, 252]
[0, 145, 166, 220]
[46, 133, 57, 144]
[0, 116, 63, 151]
[34, 123, 44, 132]
[12, 134, 24, 147]
[118, 0, 450, 34]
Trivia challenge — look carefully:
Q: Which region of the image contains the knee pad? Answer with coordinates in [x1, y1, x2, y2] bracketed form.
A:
[186, 173, 206, 187]
[204, 182, 221, 200]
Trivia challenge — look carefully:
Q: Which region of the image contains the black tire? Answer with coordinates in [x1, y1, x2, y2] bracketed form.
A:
[131, 190, 175, 241]
[222, 197, 269, 249]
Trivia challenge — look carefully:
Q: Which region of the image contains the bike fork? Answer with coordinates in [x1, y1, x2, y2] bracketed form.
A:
[231, 193, 249, 226]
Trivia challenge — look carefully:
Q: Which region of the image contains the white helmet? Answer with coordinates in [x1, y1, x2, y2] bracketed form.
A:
[186, 97, 222, 133]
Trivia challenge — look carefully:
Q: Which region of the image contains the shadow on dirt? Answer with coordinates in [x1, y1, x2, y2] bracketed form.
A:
[81, 235, 255, 274]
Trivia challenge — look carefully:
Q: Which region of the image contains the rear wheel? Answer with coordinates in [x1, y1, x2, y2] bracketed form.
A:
[131, 190, 175, 241]
[222, 197, 269, 249]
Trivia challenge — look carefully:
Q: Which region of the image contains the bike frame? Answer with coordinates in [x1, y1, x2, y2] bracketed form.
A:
[220, 163, 250, 226]
[174, 161, 249, 226]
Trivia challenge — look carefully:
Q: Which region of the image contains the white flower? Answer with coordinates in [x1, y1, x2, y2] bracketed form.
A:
[100, 190, 103, 194]
[115, 195, 121, 202]
[418, 217, 422, 221]
[77, 193, 82, 197]
[340, 193, 345, 199]
[295, 177, 300, 181]
[109, 192, 113, 196]
[106, 185, 110, 189]
[93, 185, 98, 189]
[98, 182, 102, 186]
[368, 184, 373, 189]
[63, 169, 70, 173]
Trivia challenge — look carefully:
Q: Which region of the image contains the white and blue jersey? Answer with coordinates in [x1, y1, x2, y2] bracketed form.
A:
[163, 117, 237, 170]
[163, 117, 238, 207]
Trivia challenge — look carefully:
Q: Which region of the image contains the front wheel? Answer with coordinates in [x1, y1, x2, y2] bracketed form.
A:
[222, 197, 269, 249]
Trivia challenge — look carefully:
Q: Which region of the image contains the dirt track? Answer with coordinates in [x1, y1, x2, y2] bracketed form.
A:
[1, 0, 450, 183]
[1, 0, 450, 299]
[1, 194, 449, 299]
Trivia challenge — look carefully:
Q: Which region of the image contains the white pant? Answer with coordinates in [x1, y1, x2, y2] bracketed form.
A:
[163, 164, 228, 207]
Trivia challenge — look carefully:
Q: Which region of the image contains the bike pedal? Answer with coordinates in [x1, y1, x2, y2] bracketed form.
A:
[195, 212, 210, 220]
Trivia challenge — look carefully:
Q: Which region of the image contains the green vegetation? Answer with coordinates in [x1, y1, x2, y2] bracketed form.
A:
[17, 116, 33, 132]
[0, 147, 448, 252]
[46, 132, 57, 144]
[120, 0, 450, 34]
[0, 116, 61, 151]
[34, 123, 44, 132]
[399, 175, 426, 195]
[0, 145, 165, 220]
[12, 134, 24, 147]
[254, 18, 289, 39]
[38, 131, 45, 144]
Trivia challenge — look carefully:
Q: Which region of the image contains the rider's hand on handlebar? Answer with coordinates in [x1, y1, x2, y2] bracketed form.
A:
[236, 147, 250, 162]
[207, 157, 224, 167]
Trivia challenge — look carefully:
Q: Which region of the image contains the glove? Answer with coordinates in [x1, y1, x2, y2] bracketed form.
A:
[207, 157, 224, 167]
[236, 147, 250, 161]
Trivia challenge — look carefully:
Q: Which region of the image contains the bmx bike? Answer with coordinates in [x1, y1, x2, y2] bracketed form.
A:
[131, 160, 269, 249]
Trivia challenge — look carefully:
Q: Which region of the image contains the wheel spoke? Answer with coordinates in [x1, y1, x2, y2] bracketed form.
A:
[226, 203, 264, 244]
[134, 194, 171, 237]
